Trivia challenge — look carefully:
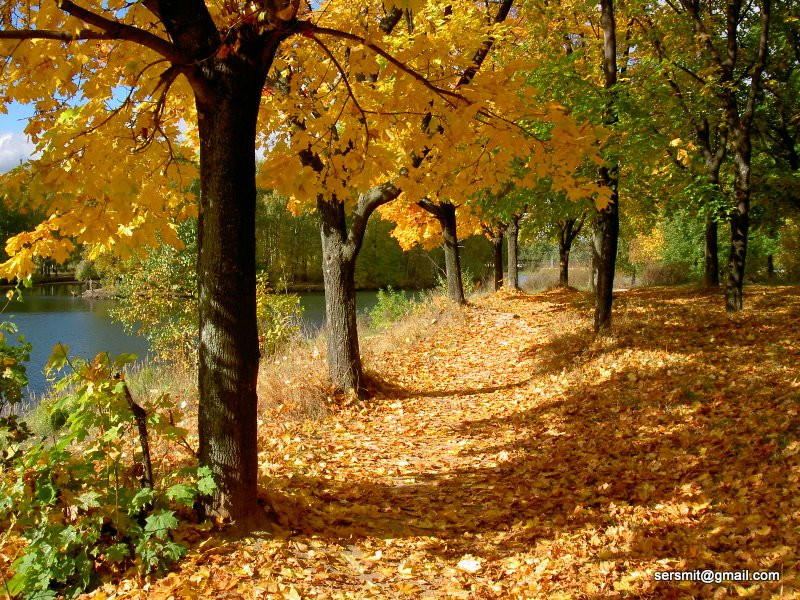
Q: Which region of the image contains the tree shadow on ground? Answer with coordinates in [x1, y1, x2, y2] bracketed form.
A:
[259, 286, 798, 597]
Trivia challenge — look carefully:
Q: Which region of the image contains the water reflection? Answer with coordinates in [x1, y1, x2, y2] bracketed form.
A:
[3, 284, 150, 398]
[3, 285, 418, 398]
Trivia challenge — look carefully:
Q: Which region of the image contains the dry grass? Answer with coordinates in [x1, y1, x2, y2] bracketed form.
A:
[257, 336, 331, 424]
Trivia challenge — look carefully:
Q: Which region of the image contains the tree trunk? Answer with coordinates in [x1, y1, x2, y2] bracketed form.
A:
[590, 220, 601, 293]
[419, 200, 465, 304]
[438, 203, 466, 304]
[318, 197, 364, 395]
[724, 0, 770, 312]
[596, 0, 620, 333]
[196, 81, 266, 530]
[704, 214, 720, 288]
[726, 148, 751, 312]
[492, 231, 504, 291]
[506, 215, 521, 290]
[556, 214, 585, 288]
[559, 244, 571, 287]
[594, 184, 619, 332]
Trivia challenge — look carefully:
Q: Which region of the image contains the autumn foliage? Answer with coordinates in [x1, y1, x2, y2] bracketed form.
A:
[4, 285, 790, 599]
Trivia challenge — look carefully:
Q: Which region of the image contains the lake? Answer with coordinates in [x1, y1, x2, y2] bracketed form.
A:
[3, 284, 410, 397]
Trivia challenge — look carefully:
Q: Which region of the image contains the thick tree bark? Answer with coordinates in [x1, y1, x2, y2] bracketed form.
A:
[506, 215, 521, 290]
[318, 198, 364, 395]
[492, 230, 504, 291]
[596, 0, 620, 333]
[440, 204, 466, 304]
[594, 177, 619, 332]
[196, 77, 267, 530]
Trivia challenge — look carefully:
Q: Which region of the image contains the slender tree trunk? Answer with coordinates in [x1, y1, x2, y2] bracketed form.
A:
[492, 231, 504, 291]
[596, 0, 620, 333]
[704, 214, 720, 288]
[419, 200, 465, 304]
[318, 198, 364, 395]
[726, 144, 752, 311]
[590, 220, 601, 293]
[556, 214, 585, 288]
[724, 0, 770, 312]
[438, 203, 466, 304]
[506, 215, 520, 290]
[196, 82, 266, 529]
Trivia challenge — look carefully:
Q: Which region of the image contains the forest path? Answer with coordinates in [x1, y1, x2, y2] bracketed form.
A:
[90, 286, 800, 600]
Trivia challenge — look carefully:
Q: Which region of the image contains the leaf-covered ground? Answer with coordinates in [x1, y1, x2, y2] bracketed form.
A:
[91, 285, 798, 599]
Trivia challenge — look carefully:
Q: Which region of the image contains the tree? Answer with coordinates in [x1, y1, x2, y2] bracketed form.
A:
[594, 0, 621, 332]
[483, 221, 506, 291]
[669, 0, 772, 311]
[506, 213, 523, 290]
[0, 0, 533, 528]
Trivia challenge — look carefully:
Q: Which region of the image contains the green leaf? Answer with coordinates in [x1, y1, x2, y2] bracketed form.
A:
[76, 491, 101, 511]
[129, 487, 155, 512]
[165, 483, 196, 506]
[112, 353, 138, 368]
[46, 344, 70, 374]
[106, 543, 131, 564]
[196, 466, 217, 495]
[144, 510, 179, 539]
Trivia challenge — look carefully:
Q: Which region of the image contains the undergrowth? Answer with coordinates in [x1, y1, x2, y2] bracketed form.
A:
[0, 349, 213, 599]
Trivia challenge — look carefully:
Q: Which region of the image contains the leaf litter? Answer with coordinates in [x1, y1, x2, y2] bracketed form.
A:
[80, 285, 799, 598]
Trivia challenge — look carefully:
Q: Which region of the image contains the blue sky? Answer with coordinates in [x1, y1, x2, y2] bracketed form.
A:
[0, 102, 36, 173]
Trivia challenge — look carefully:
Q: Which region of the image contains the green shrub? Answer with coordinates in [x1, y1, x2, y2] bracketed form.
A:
[368, 286, 418, 330]
[434, 265, 477, 297]
[256, 273, 303, 355]
[74, 259, 99, 282]
[0, 320, 32, 467]
[0, 348, 214, 599]
[106, 222, 302, 362]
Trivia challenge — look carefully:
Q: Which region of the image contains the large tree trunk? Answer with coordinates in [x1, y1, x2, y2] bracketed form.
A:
[506, 215, 521, 290]
[318, 198, 364, 395]
[594, 181, 619, 332]
[595, 0, 620, 333]
[196, 79, 266, 530]
[724, 0, 771, 312]
[492, 230, 504, 291]
[558, 244, 571, 287]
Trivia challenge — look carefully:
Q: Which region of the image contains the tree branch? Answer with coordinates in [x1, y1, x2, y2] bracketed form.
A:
[302, 23, 467, 106]
[59, 0, 183, 62]
[346, 181, 402, 259]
